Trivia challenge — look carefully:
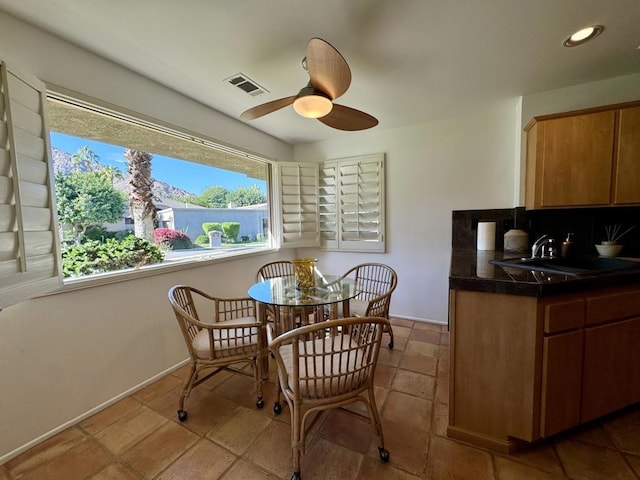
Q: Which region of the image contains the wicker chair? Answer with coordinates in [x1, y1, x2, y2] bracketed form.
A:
[339, 263, 398, 348]
[268, 316, 390, 480]
[256, 260, 296, 282]
[168, 285, 264, 422]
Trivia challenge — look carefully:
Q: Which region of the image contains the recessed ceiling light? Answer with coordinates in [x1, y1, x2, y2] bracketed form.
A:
[563, 25, 604, 47]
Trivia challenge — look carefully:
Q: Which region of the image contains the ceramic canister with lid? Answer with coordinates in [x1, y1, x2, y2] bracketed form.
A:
[504, 229, 528, 253]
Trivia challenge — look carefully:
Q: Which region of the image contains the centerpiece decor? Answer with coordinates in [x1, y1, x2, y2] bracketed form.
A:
[595, 224, 635, 257]
[292, 258, 316, 290]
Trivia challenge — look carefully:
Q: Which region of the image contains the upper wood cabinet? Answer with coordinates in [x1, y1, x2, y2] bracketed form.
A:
[525, 101, 640, 209]
[614, 106, 640, 204]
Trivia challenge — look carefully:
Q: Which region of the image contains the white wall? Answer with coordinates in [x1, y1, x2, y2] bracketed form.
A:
[521, 72, 640, 125]
[295, 98, 521, 323]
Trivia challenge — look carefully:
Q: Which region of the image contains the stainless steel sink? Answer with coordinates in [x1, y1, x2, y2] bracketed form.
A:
[489, 255, 640, 276]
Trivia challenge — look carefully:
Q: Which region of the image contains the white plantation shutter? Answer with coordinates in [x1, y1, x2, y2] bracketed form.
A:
[0, 62, 62, 309]
[319, 153, 385, 252]
[278, 162, 320, 247]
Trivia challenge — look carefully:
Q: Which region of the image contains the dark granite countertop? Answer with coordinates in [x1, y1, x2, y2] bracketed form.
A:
[450, 248, 640, 296]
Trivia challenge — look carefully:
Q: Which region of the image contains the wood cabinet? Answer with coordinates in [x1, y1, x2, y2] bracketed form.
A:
[615, 106, 640, 204]
[539, 299, 585, 437]
[525, 101, 640, 209]
[582, 318, 640, 421]
[448, 284, 640, 452]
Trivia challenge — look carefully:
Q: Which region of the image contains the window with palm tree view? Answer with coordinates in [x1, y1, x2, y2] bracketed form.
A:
[48, 94, 272, 280]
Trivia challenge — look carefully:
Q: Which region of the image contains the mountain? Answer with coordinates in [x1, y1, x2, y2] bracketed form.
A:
[51, 146, 197, 203]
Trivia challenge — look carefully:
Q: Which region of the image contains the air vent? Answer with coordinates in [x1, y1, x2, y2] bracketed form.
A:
[225, 73, 268, 97]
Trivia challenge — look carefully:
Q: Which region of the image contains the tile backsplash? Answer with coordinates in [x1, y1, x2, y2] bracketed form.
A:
[453, 206, 640, 257]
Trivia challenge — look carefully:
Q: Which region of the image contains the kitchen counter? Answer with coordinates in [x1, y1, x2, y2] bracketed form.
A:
[448, 248, 640, 452]
[449, 248, 640, 296]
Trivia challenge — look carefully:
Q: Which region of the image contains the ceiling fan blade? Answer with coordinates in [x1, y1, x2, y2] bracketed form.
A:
[306, 38, 351, 100]
[240, 96, 296, 120]
[318, 104, 378, 131]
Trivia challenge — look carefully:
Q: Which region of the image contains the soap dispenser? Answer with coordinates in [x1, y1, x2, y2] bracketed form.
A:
[561, 233, 575, 258]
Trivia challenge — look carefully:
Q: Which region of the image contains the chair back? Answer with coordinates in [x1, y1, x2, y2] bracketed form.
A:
[342, 263, 397, 317]
[269, 316, 388, 401]
[168, 285, 258, 361]
[256, 260, 294, 282]
[169, 285, 203, 353]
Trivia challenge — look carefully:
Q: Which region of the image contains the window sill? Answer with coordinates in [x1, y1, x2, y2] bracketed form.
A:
[45, 246, 279, 296]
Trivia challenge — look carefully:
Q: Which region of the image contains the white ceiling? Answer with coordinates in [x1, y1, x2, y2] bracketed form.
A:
[1, 0, 639, 145]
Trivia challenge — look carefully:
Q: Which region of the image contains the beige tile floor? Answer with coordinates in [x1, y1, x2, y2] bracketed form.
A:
[2, 318, 640, 480]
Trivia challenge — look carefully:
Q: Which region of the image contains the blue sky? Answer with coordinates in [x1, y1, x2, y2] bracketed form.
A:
[50, 132, 267, 196]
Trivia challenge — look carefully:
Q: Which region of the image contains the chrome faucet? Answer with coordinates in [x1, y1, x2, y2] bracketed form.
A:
[531, 234, 556, 259]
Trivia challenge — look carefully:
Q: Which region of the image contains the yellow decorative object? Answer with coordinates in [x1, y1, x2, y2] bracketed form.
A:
[292, 258, 316, 290]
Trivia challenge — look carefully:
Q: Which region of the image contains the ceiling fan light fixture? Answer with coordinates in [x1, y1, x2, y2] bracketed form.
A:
[293, 94, 333, 118]
[563, 25, 604, 47]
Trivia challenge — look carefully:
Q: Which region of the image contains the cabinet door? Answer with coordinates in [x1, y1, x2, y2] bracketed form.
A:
[538, 111, 615, 207]
[614, 106, 640, 204]
[540, 330, 583, 437]
[581, 318, 640, 422]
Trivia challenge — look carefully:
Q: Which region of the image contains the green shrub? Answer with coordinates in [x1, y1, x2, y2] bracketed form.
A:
[202, 222, 222, 234]
[240, 235, 251, 243]
[195, 234, 209, 246]
[222, 222, 240, 243]
[153, 228, 193, 250]
[256, 233, 266, 242]
[61, 235, 164, 277]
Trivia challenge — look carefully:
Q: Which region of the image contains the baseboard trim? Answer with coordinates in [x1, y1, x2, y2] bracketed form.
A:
[0, 359, 189, 465]
[390, 313, 447, 325]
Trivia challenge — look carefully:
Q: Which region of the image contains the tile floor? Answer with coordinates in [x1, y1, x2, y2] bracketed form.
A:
[2, 318, 640, 480]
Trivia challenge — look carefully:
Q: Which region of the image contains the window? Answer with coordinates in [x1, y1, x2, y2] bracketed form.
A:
[0, 58, 276, 309]
[46, 91, 273, 280]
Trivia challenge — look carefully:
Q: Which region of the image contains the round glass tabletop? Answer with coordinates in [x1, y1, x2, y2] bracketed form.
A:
[248, 274, 357, 307]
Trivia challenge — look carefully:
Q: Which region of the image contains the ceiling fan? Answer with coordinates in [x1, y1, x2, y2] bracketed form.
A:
[240, 38, 378, 131]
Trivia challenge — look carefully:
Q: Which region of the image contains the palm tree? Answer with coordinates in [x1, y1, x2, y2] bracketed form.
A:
[124, 149, 156, 242]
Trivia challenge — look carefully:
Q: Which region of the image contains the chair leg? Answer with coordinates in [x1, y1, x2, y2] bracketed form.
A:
[291, 403, 303, 480]
[273, 373, 283, 415]
[254, 357, 265, 409]
[363, 383, 390, 463]
[177, 363, 197, 422]
[386, 324, 395, 349]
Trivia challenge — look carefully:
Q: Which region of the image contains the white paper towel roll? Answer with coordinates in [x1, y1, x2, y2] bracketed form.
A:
[477, 221, 496, 251]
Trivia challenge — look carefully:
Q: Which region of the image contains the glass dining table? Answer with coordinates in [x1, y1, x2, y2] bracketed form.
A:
[247, 273, 358, 334]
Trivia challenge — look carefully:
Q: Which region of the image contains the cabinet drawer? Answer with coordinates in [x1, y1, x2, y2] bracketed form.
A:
[586, 288, 640, 326]
[544, 299, 585, 333]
